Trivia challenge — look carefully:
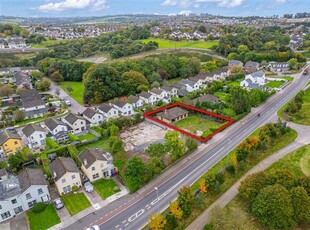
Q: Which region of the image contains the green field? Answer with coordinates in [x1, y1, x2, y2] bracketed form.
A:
[290, 89, 310, 125]
[140, 38, 219, 49]
[265, 80, 285, 88]
[62, 193, 91, 216]
[93, 179, 120, 199]
[27, 204, 60, 230]
[60, 81, 84, 104]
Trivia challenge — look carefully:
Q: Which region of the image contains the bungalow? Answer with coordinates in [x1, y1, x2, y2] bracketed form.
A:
[82, 108, 105, 126]
[150, 88, 171, 103]
[63, 113, 88, 135]
[244, 61, 260, 74]
[0, 130, 22, 158]
[139, 91, 157, 105]
[19, 89, 47, 119]
[269, 62, 289, 72]
[78, 148, 117, 182]
[127, 95, 143, 108]
[49, 157, 81, 195]
[98, 103, 119, 119]
[21, 124, 46, 150]
[44, 118, 72, 143]
[157, 107, 189, 124]
[179, 79, 199, 92]
[112, 100, 135, 116]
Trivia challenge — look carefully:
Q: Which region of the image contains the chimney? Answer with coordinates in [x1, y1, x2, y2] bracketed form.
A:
[84, 159, 88, 166]
[53, 171, 57, 179]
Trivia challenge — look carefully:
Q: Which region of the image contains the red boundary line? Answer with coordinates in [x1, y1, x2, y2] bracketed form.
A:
[143, 102, 234, 143]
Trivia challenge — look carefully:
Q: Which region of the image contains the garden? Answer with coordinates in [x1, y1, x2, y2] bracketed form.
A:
[62, 192, 91, 216]
[93, 179, 120, 199]
[60, 81, 84, 104]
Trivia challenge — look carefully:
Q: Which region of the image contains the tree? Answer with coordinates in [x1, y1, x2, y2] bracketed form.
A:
[14, 110, 26, 123]
[124, 156, 146, 190]
[36, 78, 51, 91]
[30, 70, 44, 80]
[170, 200, 183, 219]
[288, 58, 298, 70]
[252, 184, 296, 228]
[148, 212, 166, 230]
[8, 152, 25, 171]
[290, 186, 310, 223]
[227, 52, 240, 61]
[199, 180, 207, 193]
[198, 24, 207, 33]
[66, 86, 73, 94]
[109, 124, 120, 137]
[50, 71, 64, 84]
[267, 169, 295, 189]
[185, 137, 198, 152]
[178, 186, 194, 206]
[228, 86, 251, 114]
[0, 86, 14, 97]
[145, 143, 167, 157]
[121, 70, 149, 95]
[164, 131, 186, 161]
[237, 45, 249, 54]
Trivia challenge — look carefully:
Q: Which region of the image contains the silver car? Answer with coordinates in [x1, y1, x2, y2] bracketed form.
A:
[53, 198, 64, 210]
[84, 182, 94, 193]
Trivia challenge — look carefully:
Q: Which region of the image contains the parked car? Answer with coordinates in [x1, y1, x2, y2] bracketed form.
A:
[65, 100, 71, 106]
[84, 182, 94, 193]
[53, 198, 64, 210]
[86, 225, 100, 230]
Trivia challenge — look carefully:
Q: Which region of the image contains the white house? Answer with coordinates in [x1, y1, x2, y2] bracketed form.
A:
[179, 79, 199, 92]
[127, 95, 144, 108]
[98, 103, 119, 119]
[21, 124, 46, 150]
[82, 108, 105, 126]
[139, 91, 158, 105]
[63, 113, 88, 135]
[112, 100, 135, 116]
[0, 169, 50, 223]
[19, 89, 47, 119]
[150, 88, 171, 103]
[240, 70, 266, 90]
[269, 62, 289, 72]
[44, 118, 72, 143]
[160, 85, 178, 97]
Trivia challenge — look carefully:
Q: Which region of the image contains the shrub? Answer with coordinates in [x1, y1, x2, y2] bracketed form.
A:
[226, 164, 235, 175]
[46, 137, 59, 149]
[32, 202, 47, 213]
[68, 133, 79, 142]
[72, 185, 78, 191]
[113, 186, 120, 193]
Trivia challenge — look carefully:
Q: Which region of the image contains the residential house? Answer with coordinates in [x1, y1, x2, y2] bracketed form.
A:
[21, 124, 46, 150]
[211, 67, 229, 81]
[0, 169, 50, 223]
[14, 72, 31, 89]
[98, 103, 119, 119]
[289, 34, 303, 50]
[44, 118, 71, 143]
[244, 61, 260, 74]
[82, 108, 105, 127]
[63, 113, 87, 135]
[150, 88, 171, 103]
[78, 148, 117, 182]
[127, 95, 143, 108]
[269, 62, 290, 72]
[7, 37, 26, 49]
[49, 157, 81, 195]
[157, 107, 189, 124]
[179, 79, 200, 92]
[169, 83, 189, 97]
[240, 70, 266, 90]
[160, 85, 178, 97]
[112, 100, 135, 116]
[139, 91, 158, 106]
[0, 130, 22, 158]
[19, 89, 47, 119]
[228, 60, 244, 67]
[0, 169, 8, 181]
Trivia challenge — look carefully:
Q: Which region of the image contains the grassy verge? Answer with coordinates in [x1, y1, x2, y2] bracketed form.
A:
[265, 80, 285, 88]
[62, 192, 91, 216]
[140, 38, 219, 49]
[60, 81, 84, 104]
[93, 179, 120, 199]
[27, 204, 60, 230]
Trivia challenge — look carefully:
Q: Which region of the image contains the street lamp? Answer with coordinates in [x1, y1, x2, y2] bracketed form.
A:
[154, 187, 159, 213]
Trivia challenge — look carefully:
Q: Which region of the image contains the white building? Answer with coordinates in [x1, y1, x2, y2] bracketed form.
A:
[149, 88, 171, 103]
[21, 124, 46, 150]
[82, 108, 105, 126]
[98, 104, 119, 119]
[179, 79, 200, 92]
[112, 100, 135, 116]
[139, 91, 158, 105]
[127, 95, 144, 108]
[63, 113, 88, 135]
[44, 118, 72, 143]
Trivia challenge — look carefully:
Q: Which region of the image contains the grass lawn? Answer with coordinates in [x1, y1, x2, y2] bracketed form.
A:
[27, 204, 60, 230]
[78, 133, 97, 141]
[290, 89, 310, 125]
[31, 38, 70, 48]
[93, 179, 120, 199]
[62, 192, 91, 216]
[281, 76, 294, 81]
[213, 92, 228, 102]
[175, 114, 225, 136]
[60, 81, 84, 104]
[265, 80, 285, 88]
[77, 138, 109, 152]
[140, 38, 219, 49]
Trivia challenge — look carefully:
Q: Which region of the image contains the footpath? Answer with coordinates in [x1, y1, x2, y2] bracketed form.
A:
[187, 122, 310, 230]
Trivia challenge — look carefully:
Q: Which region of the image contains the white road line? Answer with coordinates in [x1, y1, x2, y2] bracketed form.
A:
[125, 223, 129, 227]
[147, 206, 151, 210]
[115, 225, 119, 228]
[122, 220, 126, 223]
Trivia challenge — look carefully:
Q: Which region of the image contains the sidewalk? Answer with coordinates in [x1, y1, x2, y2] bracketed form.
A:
[187, 122, 310, 230]
[49, 178, 129, 230]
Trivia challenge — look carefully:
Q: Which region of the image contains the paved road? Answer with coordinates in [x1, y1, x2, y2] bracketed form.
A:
[64, 67, 310, 230]
[187, 122, 310, 229]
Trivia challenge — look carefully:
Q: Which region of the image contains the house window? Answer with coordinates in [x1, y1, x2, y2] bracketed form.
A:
[63, 185, 71, 193]
[11, 199, 17, 204]
[72, 175, 76, 180]
[91, 166, 95, 171]
[14, 206, 23, 215]
[1, 211, 11, 220]
[92, 173, 99, 180]
[28, 200, 37, 208]
[26, 193, 32, 200]
[61, 179, 66, 183]
[38, 189, 43, 195]
[39, 134, 43, 138]
[14, 141, 18, 145]
[81, 121, 83, 124]
[0, 205, 2, 209]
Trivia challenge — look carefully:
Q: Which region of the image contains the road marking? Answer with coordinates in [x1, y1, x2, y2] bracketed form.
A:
[122, 220, 126, 223]
[147, 206, 151, 210]
[125, 223, 129, 227]
[128, 209, 145, 222]
[115, 225, 119, 228]
[145, 205, 150, 208]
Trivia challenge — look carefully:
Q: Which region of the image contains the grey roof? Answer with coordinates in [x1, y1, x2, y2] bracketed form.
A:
[150, 88, 163, 95]
[22, 124, 45, 137]
[113, 99, 127, 108]
[0, 177, 21, 200]
[170, 83, 185, 89]
[250, 70, 265, 79]
[64, 113, 85, 125]
[248, 82, 263, 89]
[83, 108, 97, 119]
[19, 89, 45, 109]
[15, 73, 30, 86]
[211, 67, 228, 75]
[160, 85, 173, 91]
[98, 103, 113, 113]
[245, 61, 259, 68]
[192, 94, 220, 104]
[0, 130, 21, 145]
[18, 168, 47, 193]
[49, 157, 80, 182]
[180, 79, 196, 87]
[269, 62, 289, 68]
[45, 118, 67, 131]
[228, 60, 244, 67]
[78, 148, 107, 169]
[177, 89, 189, 97]
[128, 95, 140, 103]
[157, 107, 189, 121]
[139, 91, 152, 99]
[0, 169, 7, 177]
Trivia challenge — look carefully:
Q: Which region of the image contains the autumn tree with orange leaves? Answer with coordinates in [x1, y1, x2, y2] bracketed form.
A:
[148, 212, 166, 230]
[170, 200, 183, 219]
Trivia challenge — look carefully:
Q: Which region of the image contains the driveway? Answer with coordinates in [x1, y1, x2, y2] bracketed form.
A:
[0, 213, 28, 230]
